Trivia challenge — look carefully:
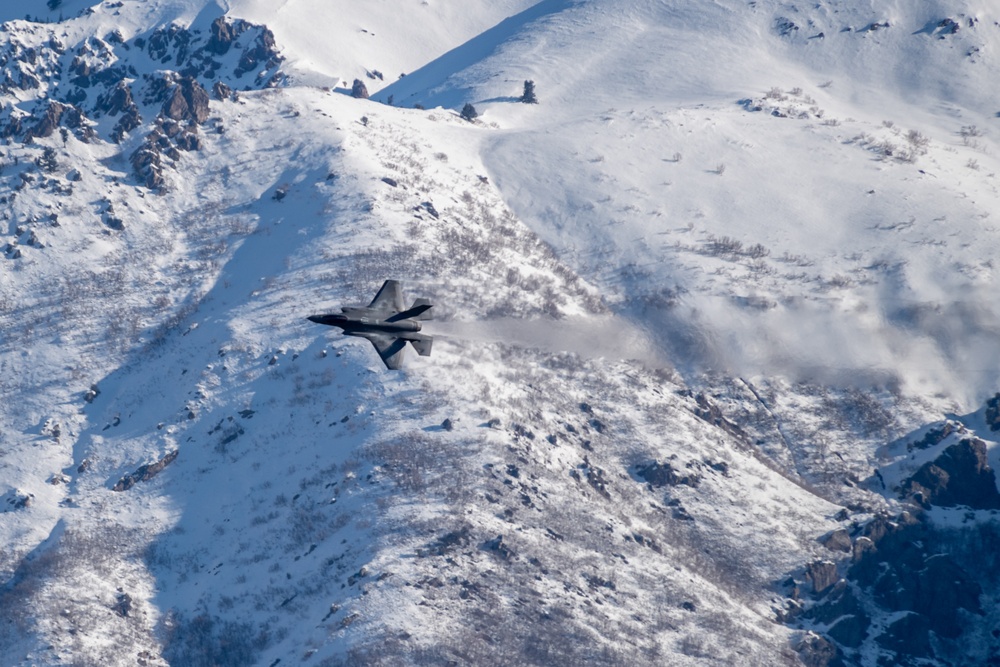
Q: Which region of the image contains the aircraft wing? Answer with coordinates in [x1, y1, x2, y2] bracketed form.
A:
[358, 333, 407, 370]
[367, 280, 404, 314]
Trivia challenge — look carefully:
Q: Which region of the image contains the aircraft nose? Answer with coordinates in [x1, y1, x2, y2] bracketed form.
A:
[307, 315, 323, 324]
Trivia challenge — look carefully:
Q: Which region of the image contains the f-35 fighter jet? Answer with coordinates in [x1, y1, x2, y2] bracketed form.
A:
[308, 280, 433, 370]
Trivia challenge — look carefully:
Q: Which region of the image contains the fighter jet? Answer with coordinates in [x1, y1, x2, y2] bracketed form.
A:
[307, 280, 433, 370]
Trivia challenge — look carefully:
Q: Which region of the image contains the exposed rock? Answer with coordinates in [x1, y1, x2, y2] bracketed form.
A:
[820, 528, 852, 553]
[207, 17, 238, 55]
[851, 536, 875, 562]
[3, 488, 34, 511]
[162, 77, 211, 124]
[986, 393, 1000, 432]
[795, 632, 837, 667]
[26, 101, 71, 140]
[902, 438, 1000, 509]
[213, 80, 232, 101]
[806, 581, 870, 648]
[110, 106, 142, 143]
[96, 80, 136, 117]
[175, 130, 203, 152]
[235, 27, 281, 79]
[351, 79, 369, 99]
[634, 460, 701, 488]
[130, 142, 165, 189]
[482, 534, 515, 561]
[692, 393, 747, 441]
[113, 450, 179, 491]
[908, 420, 959, 450]
[850, 518, 983, 642]
[805, 560, 839, 594]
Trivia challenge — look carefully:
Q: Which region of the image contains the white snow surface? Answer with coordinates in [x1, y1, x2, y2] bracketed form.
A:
[0, 0, 998, 665]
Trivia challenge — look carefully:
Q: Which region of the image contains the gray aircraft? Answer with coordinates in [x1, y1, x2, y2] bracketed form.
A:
[307, 280, 433, 370]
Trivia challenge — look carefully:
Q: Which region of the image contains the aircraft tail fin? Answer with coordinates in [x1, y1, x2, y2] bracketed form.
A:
[409, 335, 433, 357]
[386, 300, 433, 322]
[410, 298, 433, 321]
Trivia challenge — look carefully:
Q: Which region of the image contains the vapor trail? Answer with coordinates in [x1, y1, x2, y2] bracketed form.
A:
[424, 315, 666, 367]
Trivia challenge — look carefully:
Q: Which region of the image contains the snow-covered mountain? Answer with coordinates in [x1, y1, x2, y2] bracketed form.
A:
[2, 1, 1000, 666]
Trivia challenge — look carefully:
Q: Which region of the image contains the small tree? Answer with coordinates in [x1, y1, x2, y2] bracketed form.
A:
[37, 147, 58, 173]
[460, 103, 478, 122]
[520, 80, 537, 104]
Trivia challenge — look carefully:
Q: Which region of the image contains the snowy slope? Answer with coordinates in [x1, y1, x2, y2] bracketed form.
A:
[1, 1, 1000, 666]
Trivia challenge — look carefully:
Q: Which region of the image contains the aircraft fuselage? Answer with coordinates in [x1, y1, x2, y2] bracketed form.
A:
[308, 310, 422, 334]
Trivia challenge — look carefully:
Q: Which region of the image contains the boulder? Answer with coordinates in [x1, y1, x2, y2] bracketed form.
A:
[351, 79, 369, 99]
[852, 536, 875, 562]
[820, 529, 852, 553]
[806, 560, 839, 594]
[795, 632, 838, 667]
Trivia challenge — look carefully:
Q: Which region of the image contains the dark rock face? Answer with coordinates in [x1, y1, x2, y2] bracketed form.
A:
[113, 450, 179, 491]
[25, 101, 81, 140]
[805, 581, 869, 648]
[854, 522, 983, 638]
[986, 393, 1000, 432]
[876, 613, 933, 658]
[805, 560, 839, 594]
[162, 77, 210, 124]
[796, 513, 990, 665]
[207, 17, 238, 55]
[902, 438, 1000, 509]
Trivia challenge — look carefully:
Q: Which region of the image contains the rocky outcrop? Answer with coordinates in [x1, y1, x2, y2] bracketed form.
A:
[234, 26, 280, 80]
[795, 632, 838, 667]
[207, 17, 238, 55]
[793, 512, 989, 665]
[633, 460, 701, 488]
[805, 560, 838, 594]
[901, 438, 1000, 509]
[112, 450, 179, 491]
[162, 77, 210, 124]
[819, 528, 851, 553]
